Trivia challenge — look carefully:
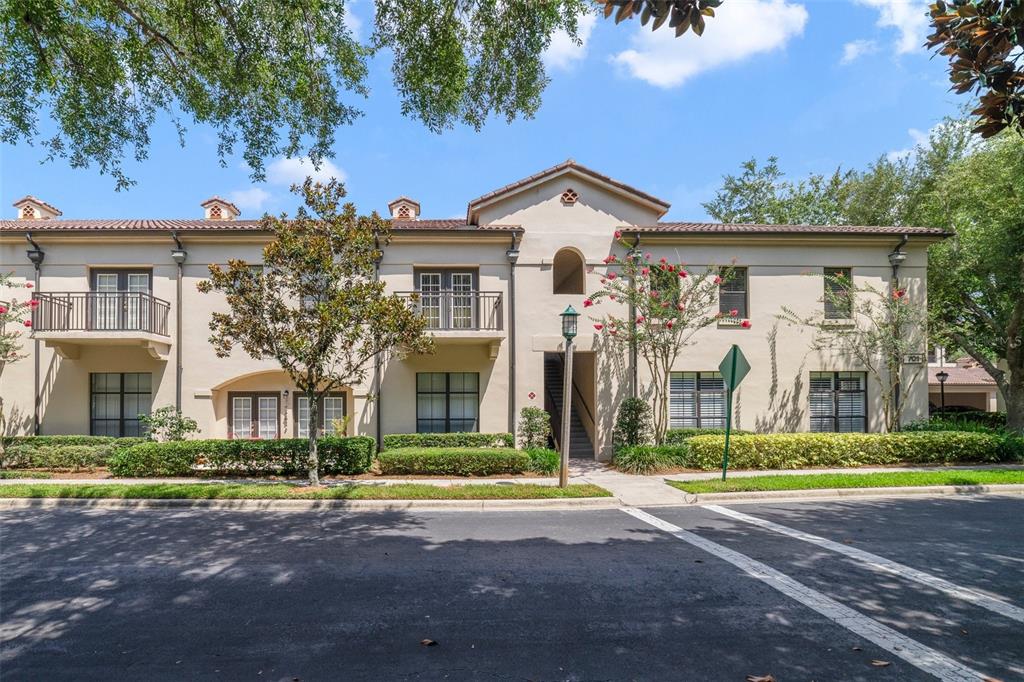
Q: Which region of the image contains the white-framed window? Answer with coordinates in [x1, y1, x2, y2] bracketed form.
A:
[230, 393, 279, 439]
[295, 394, 347, 437]
[669, 372, 727, 428]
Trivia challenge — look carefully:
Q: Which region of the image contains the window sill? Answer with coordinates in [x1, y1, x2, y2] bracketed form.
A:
[822, 318, 855, 328]
[717, 318, 747, 328]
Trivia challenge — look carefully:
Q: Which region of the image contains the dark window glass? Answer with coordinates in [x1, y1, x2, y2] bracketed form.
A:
[809, 371, 867, 432]
[824, 268, 853, 319]
[669, 372, 726, 428]
[719, 267, 748, 318]
[416, 372, 479, 433]
[90, 372, 152, 437]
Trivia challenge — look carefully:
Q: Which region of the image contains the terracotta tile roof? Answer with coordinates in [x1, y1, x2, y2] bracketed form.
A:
[928, 365, 995, 386]
[0, 218, 522, 233]
[390, 219, 521, 232]
[467, 159, 671, 213]
[629, 222, 951, 236]
[200, 196, 241, 214]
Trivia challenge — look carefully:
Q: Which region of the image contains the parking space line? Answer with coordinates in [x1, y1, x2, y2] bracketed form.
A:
[704, 504, 1024, 624]
[622, 507, 987, 682]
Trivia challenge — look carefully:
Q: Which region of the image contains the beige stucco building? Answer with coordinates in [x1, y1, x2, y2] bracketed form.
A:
[0, 161, 949, 459]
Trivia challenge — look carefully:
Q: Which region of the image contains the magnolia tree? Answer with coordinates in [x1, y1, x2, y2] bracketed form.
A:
[198, 179, 432, 485]
[0, 274, 36, 445]
[781, 272, 927, 432]
[587, 239, 740, 443]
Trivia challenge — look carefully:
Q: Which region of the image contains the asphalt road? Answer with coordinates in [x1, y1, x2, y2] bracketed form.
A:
[1, 496, 1021, 681]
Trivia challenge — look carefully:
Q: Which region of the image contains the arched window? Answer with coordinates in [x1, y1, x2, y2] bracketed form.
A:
[552, 248, 585, 295]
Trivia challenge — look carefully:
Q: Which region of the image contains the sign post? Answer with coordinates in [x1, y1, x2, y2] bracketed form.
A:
[717, 344, 750, 481]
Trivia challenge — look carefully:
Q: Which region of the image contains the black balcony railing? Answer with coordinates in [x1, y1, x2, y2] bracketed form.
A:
[398, 290, 503, 331]
[32, 292, 171, 337]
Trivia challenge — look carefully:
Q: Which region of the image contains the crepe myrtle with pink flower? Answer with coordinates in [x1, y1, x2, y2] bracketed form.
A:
[0, 273, 34, 448]
[584, 240, 737, 443]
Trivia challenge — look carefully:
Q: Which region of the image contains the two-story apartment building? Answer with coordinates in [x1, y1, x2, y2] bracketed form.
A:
[0, 161, 948, 459]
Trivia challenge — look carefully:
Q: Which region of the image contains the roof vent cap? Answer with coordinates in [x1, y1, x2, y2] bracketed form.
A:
[387, 196, 420, 220]
[200, 196, 240, 221]
[13, 196, 61, 220]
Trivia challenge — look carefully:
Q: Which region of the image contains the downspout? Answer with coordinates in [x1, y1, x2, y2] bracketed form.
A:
[887, 235, 909, 431]
[628, 233, 641, 399]
[170, 233, 187, 412]
[26, 234, 45, 435]
[506, 237, 520, 435]
[373, 236, 383, 451]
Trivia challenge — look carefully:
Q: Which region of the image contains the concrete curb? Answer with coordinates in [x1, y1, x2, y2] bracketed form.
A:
[665, 483, 1024, 506]
[0, 496, 622, 512]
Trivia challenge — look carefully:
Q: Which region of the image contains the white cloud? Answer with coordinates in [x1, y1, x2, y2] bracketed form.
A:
[853, 0, 929, 54]
[886, 127, 935, 162]
[545, 12, 597, 71]
[840, 39, 878, 65]
[610, 0, 808, 88]
[266, 157, 347, 186]
[228, 188, 272, 213]
[344, 0, 362, 38]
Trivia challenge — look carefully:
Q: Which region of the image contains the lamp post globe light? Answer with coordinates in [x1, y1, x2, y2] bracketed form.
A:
[558, 305, 579, 488]
[936, 370, 949, 419]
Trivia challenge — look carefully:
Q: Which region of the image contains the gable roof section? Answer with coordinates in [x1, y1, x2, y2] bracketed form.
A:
[466, 159, 671, 223]
[628, 222, 951, 237]
[12, 195, 62, 216]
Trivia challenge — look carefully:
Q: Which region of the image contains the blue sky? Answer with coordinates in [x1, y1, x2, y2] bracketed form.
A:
[0, 0, 963, 223]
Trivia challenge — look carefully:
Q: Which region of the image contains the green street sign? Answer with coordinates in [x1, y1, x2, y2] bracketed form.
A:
[718, 344, 750, 391]
[717, 344, 750, 481]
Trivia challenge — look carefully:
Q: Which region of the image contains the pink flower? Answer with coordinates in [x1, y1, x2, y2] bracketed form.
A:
[600, 278, 607, 284]
[667, 265, 675, 272]
[24, 282, 33, 289]
[614, 230, 622, 239]
[676, 303, 685, 311]
[740, 319, 752, 329]
[29, 299, 39, 308]
[661, 301, 670, 308]
[651, 290, 660, 298]
[636, 316, 645, 324]
[0, 305, 7, 315]
[583, 299, 594, 308]
[678, 270, 688, 278]
[730, 309, 738, 317]
[609, 329, 618, 336]
[607, 272, 617, 280]
[644, 252, 652, 260]
[666, 320, 674, 329]
[713, 276, 723, 285]
[659, 257, 667, 264]
[893, 289, 906, 300]
[594, 323, 604, 331]
[23, 320, 32, 328]
[641, 267, 650, 276]
[609, 295, 617, 301]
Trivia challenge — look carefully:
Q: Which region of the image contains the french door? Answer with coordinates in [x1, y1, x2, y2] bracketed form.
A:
[416, 270, 476, 330]
[91, 270, 151, 331]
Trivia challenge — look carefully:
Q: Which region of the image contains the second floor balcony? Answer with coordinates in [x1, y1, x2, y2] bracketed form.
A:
[398, 290, 505, 348]
[31, 291, 172, 360]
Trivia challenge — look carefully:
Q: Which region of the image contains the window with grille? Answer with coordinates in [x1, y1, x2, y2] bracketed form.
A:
[809, 372, 867, 432]
[669, 372, 727, 428]
[416, 372, 479, 433]
[824, 268, 853, 319]
[90, 373, 152, 436]
[719, 267, 748, 318]
[229, 393, 279, 439]
[295, 393, 347, 437]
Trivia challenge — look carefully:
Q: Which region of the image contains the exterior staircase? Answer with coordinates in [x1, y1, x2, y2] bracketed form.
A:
[544, 356, 594, 459]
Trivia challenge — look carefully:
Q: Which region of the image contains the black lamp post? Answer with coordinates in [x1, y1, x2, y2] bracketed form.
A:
[936, 370, 949, 419]
[558, 305, 579, 488]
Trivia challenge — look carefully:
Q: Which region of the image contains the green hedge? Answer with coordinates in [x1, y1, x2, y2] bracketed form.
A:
[663, 428, 751, 445]
[525, 448, 559, 475]
[1, 436, 147, 471]
[631, 431, 1005, 471]
[378, 447, 530, 476]
[381, 432, 514, 450]
[108, 437, 376, 477]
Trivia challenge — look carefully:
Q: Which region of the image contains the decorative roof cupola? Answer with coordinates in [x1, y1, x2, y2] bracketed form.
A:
[387, 196, 420, 220]
[201, 196, 240, 220]
[13, 196, 62, 220]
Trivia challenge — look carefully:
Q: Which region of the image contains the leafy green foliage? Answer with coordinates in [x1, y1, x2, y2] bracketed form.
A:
[198, 180, 431, 484]
[139, 406, 200, 442]
[1, 0, 591, 188]
[612, 444, 685, 474]
[669, 469, 1024, 493]
[525, 448, 559, 475]
[381, 432, 514, 450]
[377, 447, 530, 476]
[598, 0, 723, 37]
[926, 0, 1024, 137]
[1, 436, 145, 471]
[517, 407, 552, 449]
[612, 397, 654, 451]
[663, 427, 750, 444]
[107, 436, 375, 477]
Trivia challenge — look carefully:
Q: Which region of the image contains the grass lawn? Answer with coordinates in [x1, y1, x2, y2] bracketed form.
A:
[667, 469, 1024, 494]
[0, 482, 611, 500]
[0, 471, 52, 479]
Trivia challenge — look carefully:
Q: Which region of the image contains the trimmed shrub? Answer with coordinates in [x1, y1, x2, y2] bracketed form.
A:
[1, 436, 146, 471]
[612, 398, 653, 452]
[663, 428, 750, 445]
[925, 409, 1007, 430]
[381, 432, 514, 450]
[518, 408, 552, 449]
[613, 445, 686, 475]
[525, 448, 559, 475]
[377, 447, 530, 476]
[107, 436, 375, 477]
[673, 431, 1005, 470]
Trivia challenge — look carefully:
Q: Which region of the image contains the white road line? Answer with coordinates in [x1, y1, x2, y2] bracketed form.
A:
[621, 507, 988, 682]
[704, 504, 1024, 625]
